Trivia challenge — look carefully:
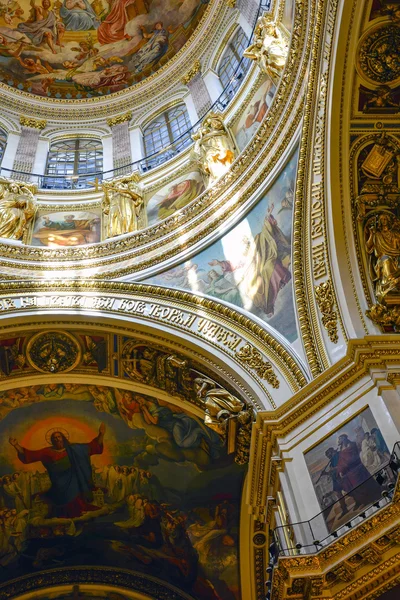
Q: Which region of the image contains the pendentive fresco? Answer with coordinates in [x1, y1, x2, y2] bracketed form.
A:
[145, 149, 299, 343]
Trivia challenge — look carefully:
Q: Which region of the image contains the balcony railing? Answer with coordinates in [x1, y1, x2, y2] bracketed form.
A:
[273, 441, 400, 557]
[0, 1, 271, 190]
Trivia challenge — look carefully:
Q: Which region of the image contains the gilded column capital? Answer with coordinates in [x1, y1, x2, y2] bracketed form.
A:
[181, 60, 202, 85]
[107, 112, 133, 128]
[19, 116, 47, 130]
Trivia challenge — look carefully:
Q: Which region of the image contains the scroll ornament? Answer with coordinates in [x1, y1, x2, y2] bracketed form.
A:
[235, 343, 279, 387]
[314, 279, 339, 343]
[243, 15, 289, 82]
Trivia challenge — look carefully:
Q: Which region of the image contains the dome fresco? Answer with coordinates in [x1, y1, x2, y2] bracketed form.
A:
[0, 0, 208, 98]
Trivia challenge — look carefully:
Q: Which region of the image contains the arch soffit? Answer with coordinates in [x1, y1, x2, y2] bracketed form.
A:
[0, 281, 308, 405]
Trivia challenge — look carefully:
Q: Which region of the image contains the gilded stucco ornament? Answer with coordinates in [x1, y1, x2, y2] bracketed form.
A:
[102, 175, 143, 238]
[181, 60, 201, 85]
[243, 15, 289, 82]
[191, 113, 236, 183]
[26, 330, 82, 373]
[19, 116, 47, 129]
[235, 342, 279, 387]
[314, 279, 339, 343]
[357, 23, 400, 87]
[0, 178, 37, 243]
[106, 112, 132, 128]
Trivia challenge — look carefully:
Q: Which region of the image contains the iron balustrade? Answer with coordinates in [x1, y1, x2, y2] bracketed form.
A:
[273, 441, 400, 557]
[0, 1, 271, 190]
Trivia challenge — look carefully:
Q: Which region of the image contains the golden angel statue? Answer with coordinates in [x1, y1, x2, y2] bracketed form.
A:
[0, 178, 37, 243]
[102, 175, 143, 238]
[191, 113, 236, 183]
[244, 15, 289, 81]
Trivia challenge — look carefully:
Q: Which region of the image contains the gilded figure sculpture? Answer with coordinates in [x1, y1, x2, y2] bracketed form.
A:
[365, 211, 400, 301]
[194, 376, 244, 435]
[243, 15, 289, 81]
[0, 178, 37, 243]
[191, 113, 236, 183]
[102, 175, 143, 238]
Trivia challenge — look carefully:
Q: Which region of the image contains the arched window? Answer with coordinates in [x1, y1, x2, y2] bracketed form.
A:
[143, 104, 192, 169]
[45, 138, 103, 189]
[218, 27, 250, 105]
[0, 128, 7, 166]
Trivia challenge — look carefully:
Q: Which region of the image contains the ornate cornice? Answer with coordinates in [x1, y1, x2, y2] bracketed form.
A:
[106, 112, 132, 128]
[181, 60, 202, 85]
[19, 116, 47, 130]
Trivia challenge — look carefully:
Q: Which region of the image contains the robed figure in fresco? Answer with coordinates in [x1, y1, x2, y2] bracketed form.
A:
[9, 423, 105, 518]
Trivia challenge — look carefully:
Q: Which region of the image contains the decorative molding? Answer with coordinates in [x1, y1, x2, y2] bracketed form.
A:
[19, 116, 47, 130]
[107, 111, 133, 128]
[181, 60, 202, 85]
[315, 279, 339, 343]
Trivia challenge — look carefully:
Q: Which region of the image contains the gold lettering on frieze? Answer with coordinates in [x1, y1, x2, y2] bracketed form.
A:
[20, 296, 37, 308]
[197, 318, 242, 351]
[117, 299, 146, 314]
[147, 304, 196, 328]
[0, 298, 16, 311]
[312, 242, 328, 279]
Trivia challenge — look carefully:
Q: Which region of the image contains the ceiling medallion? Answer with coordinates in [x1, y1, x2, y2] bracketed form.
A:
[26, 330, 81, 373]
[357, 23, 400, 87]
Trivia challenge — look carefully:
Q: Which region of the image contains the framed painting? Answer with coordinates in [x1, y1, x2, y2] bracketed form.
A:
[304, 407, 390, 532]
[31, 209, 102, 247]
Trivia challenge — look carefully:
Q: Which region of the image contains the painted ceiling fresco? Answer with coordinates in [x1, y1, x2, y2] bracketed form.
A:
[0, 0, 208, 98]
[0, 384, 245, 600]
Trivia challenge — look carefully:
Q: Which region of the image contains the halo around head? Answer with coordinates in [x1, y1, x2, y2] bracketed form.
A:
[45, 427, 70, 445]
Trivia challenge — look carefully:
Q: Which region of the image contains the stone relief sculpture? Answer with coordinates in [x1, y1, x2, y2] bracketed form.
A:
[243, 15, 289, 82]
[191, 113, 236, 183]
[0, 178, 37, 243]
[102, 175, 143, 238]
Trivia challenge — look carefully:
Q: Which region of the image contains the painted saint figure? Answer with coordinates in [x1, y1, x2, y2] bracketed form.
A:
[8, 423, 106, 517]
[17, 0, 64, 54]
[60, 0, 100, 31]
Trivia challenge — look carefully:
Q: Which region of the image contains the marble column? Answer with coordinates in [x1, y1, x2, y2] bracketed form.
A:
[182, 61, 213, 119]
[107, 111, 133, 176]
[12, 117, 46, 181]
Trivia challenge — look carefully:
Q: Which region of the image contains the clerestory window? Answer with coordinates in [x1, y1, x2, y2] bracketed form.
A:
[45, 138, 103, 189]
[143, 104, 192, 170]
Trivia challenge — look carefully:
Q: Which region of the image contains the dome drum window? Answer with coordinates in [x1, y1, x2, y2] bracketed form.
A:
[142, 105, 192, 171]
[44, 138, 103, 190]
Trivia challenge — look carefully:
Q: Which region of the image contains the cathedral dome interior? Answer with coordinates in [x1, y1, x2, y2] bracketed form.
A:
[0, 0, 399, 599]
